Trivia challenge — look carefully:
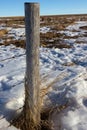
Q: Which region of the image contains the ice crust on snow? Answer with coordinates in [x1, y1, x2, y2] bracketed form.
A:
[0, 21, 87, 129]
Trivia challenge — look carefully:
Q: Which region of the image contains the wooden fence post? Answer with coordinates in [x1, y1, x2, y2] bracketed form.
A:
[24, 2, 40, 128]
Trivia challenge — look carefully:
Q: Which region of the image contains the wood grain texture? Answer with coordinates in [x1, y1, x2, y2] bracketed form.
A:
[24, 2, 40, 126]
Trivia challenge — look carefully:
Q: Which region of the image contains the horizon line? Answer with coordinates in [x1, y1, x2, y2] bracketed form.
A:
[0, 13, 87, 18]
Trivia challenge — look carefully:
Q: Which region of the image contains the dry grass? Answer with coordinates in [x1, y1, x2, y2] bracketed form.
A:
[0, 29, 8, 37]
[2, 40, 25, 48]
[41, 39, 72, 49]
[0, 16, 24, 27]
[1, 14, 87, 48]
[10, 108, 52, 130]
[79, 26, 87, 30]
[11, 102, 69, 130]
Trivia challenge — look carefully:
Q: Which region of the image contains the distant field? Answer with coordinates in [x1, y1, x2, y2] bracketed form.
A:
[0, 14, 87, 48]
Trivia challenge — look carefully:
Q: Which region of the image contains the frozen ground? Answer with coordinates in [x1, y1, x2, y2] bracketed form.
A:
[0, 21, 87, 129]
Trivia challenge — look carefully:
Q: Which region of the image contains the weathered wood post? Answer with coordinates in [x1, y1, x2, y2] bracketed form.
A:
[24, 2, 40, 129]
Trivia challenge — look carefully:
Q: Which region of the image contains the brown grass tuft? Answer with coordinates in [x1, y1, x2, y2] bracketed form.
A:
[10, 106, 52, 130]
[79, 26, 87, 30]
[0, 29, 8, 37]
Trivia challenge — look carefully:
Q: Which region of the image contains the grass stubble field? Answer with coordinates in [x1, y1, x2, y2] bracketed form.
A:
[0, 14, 87, 49]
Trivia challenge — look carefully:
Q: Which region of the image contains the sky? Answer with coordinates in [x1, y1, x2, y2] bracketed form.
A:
[0, 0, 87, 17]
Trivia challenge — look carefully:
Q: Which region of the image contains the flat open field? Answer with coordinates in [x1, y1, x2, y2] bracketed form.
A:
[0, 14, 87, 48]
[0, 14, 87, 130]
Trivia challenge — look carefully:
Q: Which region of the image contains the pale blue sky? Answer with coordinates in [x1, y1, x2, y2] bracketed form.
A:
[0, 0, 87, 16]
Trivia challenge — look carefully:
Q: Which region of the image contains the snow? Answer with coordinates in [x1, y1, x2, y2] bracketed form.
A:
[58, 21, 87, 38]
[66, 21, 87, 31]
[59, 30, 80, 37]
[40, 26, 51, 33]
[0, 21, 87, 129]
[0, 24, 6, 30]
[8, 28, 25, 40]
